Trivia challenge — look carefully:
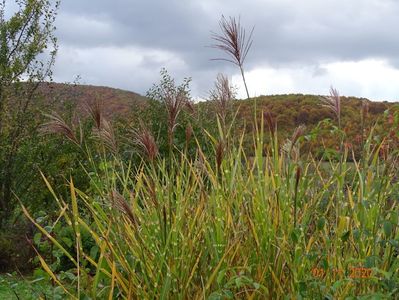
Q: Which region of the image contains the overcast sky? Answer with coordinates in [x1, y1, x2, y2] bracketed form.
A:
[41, 0, 399, 100]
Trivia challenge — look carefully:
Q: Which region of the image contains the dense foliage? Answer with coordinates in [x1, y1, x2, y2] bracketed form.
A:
[19, 78, 399, 298]
[0, 0, 60, 272]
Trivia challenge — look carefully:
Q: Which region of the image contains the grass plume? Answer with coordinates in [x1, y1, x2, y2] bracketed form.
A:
[40, 111, 81, 146]
[211, 15, 254, 99]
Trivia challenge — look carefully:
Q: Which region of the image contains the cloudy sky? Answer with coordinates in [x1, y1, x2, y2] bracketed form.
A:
[33, 0, 399, 100]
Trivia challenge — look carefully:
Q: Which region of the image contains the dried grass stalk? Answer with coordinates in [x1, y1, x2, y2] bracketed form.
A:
[283, 124, 306, 160]
[211, 15, 254, 99]
[92, 119, 118, 153]
[210, 73, 235, 123]
[40, 112, 80, 146]
[263, 111, 276, 134]
[111, 190, 139, 227]
[132, 122, 158, 162]
[85, 100, 102, 129]
[85, 100, 118, 153]
[321, 87, 341, 126]
[185, 123, 193, 145]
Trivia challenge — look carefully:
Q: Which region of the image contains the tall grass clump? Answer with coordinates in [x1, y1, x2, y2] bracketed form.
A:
[24, 100, 399, 299]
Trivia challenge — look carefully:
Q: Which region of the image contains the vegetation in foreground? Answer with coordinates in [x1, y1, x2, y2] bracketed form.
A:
[0, 273, 63, 299]
[24, 84, 399, 298]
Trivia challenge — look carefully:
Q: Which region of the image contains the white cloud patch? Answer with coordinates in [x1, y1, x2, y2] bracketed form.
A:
[232, 59, 399, 101]
[53, 45, 187, 93]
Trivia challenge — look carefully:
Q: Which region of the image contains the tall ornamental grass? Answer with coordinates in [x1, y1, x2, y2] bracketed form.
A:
[24, 114, 399, 299]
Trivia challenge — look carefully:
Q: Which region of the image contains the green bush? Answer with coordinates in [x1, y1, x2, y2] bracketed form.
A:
[0, 221, 35, 273]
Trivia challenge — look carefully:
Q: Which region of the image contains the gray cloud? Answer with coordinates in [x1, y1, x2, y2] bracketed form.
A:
[50, 0, 399, 99]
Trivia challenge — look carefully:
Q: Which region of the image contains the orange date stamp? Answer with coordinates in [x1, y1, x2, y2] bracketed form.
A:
[311, 267, 372, 279]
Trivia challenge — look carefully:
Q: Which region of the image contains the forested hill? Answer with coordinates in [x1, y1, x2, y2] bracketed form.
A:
[196, 93, 399, 157]
[233, 94, 397, 130]
[39, 83, 397, 119]
[36, 83, 399, 139]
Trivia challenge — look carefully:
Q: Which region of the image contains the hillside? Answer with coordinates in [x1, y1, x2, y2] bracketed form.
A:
[196, 93, 399, 158]
[235, 94, 396, 129]
[196, 93, 398, 133]
[36, 82, 148, 118]
[34, 83, 399, 151]
[35, 83, 398, 125]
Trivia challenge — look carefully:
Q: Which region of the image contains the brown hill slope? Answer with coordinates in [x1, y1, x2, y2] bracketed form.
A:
[36, 82, 147, 118]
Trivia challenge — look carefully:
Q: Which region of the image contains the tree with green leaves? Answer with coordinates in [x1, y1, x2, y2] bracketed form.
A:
[146, 68, 194, 155]
[0, 0, 58, 227]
